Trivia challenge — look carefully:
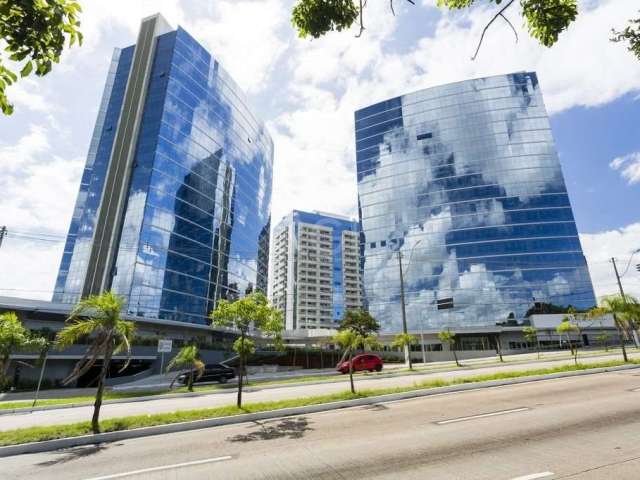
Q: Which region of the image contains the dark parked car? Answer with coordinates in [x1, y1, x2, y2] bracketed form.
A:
[176, 363, 235, 385]
[337, 354, 383, 374]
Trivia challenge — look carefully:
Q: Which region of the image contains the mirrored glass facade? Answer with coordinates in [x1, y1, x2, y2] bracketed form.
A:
[355, 72, 596, 332]
[53, 17, 273, 325]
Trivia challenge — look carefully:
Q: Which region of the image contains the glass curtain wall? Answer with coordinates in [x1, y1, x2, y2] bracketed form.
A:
[354, 72, 596, 332]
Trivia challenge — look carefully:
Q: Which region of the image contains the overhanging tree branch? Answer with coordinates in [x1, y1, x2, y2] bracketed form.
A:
[471, 0, 517, 60]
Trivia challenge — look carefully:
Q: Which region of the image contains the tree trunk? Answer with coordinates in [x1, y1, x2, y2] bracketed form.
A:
[406, 344, 413, 371]
[615, 315, 628, 362]
[495, 335, 504, 363]
[536, 338, 541, 360]
[188, 370, 194, 392]
[452, 345, 460, 367]
[92, 343, 114, 434]
[0, 354, 10, 391]
[348, 349, 355, 394]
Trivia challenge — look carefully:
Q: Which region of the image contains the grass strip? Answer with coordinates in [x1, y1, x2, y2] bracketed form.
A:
[1, 359, 637, 447]
[1, 350, 633, 411]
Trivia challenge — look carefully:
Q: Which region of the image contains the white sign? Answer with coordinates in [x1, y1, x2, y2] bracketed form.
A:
[157, 339, 173, 353]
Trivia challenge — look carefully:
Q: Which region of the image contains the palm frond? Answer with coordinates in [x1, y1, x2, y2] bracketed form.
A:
[54, 319, 102, 349]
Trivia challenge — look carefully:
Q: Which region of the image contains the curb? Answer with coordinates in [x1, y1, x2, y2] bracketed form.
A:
[1, 363, 638, 458]
[2, 352, 631, 416]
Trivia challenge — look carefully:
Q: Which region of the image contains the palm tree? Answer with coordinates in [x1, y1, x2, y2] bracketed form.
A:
[333, 329, 381, 394]
[167, 345, 205, 391]
[210, 292, 283, 408]
[438, 329, 460, 367]
[556, 318, 580, 365]
[391, 333, 418, 369]
[55, 291, 135, 434]
[588, 294, 640, 363]
[522, 326, 540, 359]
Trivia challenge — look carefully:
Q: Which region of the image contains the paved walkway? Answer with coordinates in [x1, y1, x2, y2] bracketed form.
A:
[0, 351, 636, 432]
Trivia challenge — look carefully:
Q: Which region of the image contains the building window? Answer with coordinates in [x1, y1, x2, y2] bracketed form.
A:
[417, 132, 432, 140]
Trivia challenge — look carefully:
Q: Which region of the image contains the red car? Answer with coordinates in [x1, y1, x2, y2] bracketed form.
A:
[337, 354, 383, 374]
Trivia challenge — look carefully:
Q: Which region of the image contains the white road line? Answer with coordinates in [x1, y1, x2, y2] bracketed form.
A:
[630, 387, 640, 392]
[436, 407, 530, 425]
[84, 455, 233, 480]
[510, 472, 554, 480]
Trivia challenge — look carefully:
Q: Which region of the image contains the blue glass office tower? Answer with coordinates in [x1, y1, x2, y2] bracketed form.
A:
[355, 72, 596, 332]
[53, 14, 273, 325]
[270, 211, 362, 331]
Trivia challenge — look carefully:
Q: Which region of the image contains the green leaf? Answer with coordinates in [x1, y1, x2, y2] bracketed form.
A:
[20, 61, 33, 77]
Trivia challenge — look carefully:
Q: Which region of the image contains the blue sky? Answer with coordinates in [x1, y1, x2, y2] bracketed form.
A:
[0, 0, 638, 301]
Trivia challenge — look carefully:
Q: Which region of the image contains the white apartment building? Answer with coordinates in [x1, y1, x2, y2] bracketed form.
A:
[270, 210, 363, 332]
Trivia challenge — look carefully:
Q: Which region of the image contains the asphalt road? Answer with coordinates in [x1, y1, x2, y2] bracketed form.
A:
[0, 352, 637, 432]
[4, 369, 640, 479]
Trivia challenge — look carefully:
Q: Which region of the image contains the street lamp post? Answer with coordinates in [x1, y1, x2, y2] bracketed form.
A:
[397, 239, 424, 368]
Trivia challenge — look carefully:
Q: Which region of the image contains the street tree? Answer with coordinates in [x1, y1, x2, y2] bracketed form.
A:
[556, 310, 580, 365]
[334, 309, 381, 393]
[291, 1, 640, 62]
[391, 333, 418, 369]
[588, 294, 640, 363]
[438, 329, 460, 367]
[522, 326, 540, 359]
[0, 311, 43, 391]
[55, 292, 135, 434]
[339, 309, 380, 337]
[595, 332, 611, 352]
[0, 0, 82, 115]
[167, 345, 205, 392]
[210, 292, 283, 408]
[333, 329, 381, 394]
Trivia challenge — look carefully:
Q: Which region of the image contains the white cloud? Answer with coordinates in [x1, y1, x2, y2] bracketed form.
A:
[0, 125, 83, 300]
[2, 0, 639, 306]
[581, 223, 640, 300]
[399, 0, 640, 114]
[610, 151, 640, 185]
[190, 0, 289, 93]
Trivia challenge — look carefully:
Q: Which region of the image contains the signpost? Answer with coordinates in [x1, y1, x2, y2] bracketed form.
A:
[157, 339, 173, 374]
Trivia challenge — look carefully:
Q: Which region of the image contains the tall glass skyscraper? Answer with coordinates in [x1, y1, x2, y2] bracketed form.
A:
[53, 14, 273, 325]
[355, 72, 596, 332]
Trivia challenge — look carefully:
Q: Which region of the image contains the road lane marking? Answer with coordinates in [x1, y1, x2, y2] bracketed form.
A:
[436, 407, 530, 425]
[510, 472, 554, 480]
[630, 387, 640, 392]
[84, 455, 233, 480]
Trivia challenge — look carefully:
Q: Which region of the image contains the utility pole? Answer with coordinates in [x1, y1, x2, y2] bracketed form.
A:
[397, 250, 412, 369]
[0, 226, 6, 249]
[611, 257, 639, 348]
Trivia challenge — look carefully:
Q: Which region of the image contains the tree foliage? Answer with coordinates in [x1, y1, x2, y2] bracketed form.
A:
[333, 328, 380, 393]
[1, 312, 28, 390]
[210, 292, 283, 407]
[292, 0, 359, 38]
[0, 0, 82, 115]
[438, 329, 461, 367]
[0, 311, 47, 391]
[339, 309, 380, 337]
[291, 0, 637, 62]
[391, 332, 417, 369]
[167, 345, 205, 392]
[55, 291, 135, 433]
[611, 12, 640, 60]
[588, 294, 640, 363]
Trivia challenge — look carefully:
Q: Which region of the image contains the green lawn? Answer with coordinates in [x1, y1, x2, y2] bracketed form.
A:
[1, 359, 637, 447]
[0, 349, 633, 411]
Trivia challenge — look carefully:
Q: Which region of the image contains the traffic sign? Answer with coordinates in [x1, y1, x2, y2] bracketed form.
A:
[157, 339, 173, 353]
